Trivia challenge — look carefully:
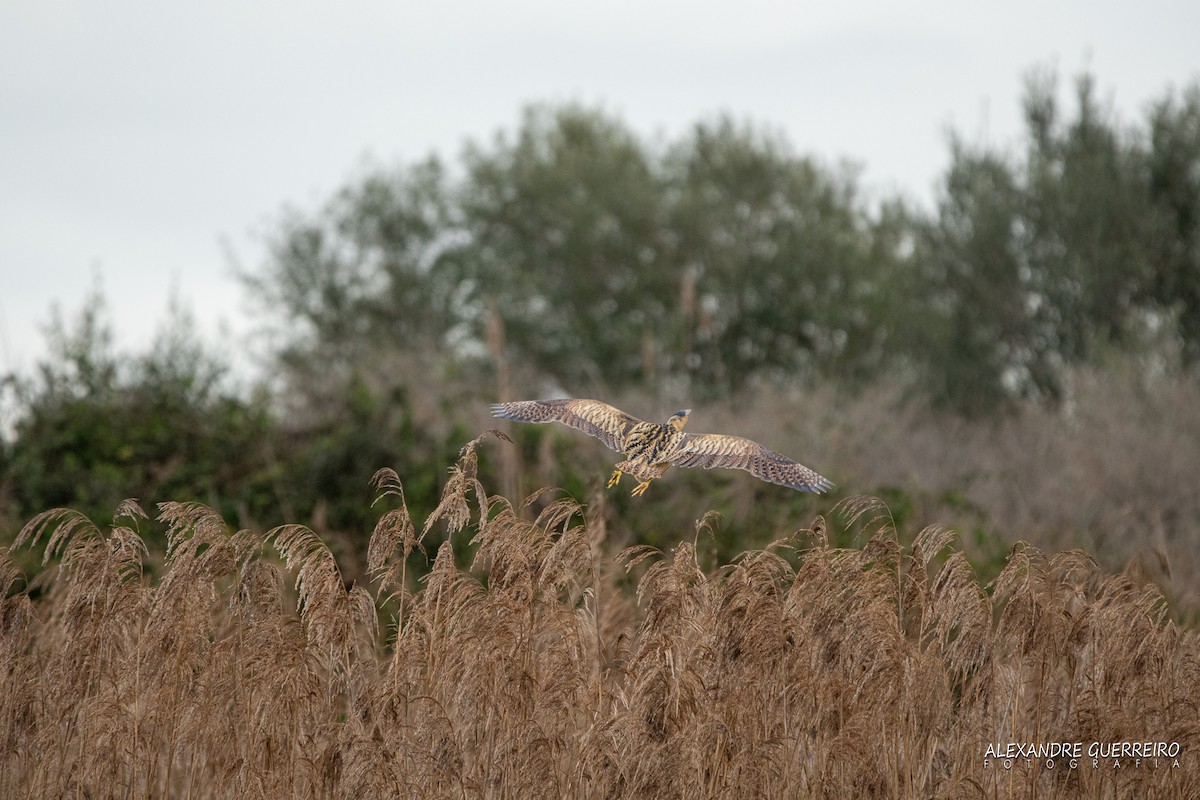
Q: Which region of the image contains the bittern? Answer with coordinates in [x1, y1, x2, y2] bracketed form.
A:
[491, 398, 833, 496]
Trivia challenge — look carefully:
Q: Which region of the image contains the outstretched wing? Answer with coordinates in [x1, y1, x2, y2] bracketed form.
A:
[491, 399, 643, 452]
[671, 433, 833, 493]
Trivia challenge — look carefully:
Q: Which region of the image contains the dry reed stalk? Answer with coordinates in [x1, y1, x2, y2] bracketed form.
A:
[1, 459, 1197, 798]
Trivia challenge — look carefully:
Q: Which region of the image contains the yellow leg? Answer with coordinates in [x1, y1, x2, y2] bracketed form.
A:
[631, 480, 653, 497]
[607, 469, 623, 488]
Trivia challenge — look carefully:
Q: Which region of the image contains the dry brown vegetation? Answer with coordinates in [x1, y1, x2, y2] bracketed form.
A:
[572, 358, 1200, 616]
[2, 433, 1198, 799]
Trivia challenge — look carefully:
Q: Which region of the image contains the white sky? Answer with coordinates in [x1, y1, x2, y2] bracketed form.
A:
[2, 1, 1198, 382]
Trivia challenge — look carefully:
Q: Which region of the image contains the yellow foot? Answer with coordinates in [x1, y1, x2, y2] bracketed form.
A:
[631, 480, 653, 497]
[607, 469, 623, 488]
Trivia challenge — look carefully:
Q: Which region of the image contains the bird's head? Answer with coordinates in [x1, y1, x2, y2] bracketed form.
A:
[667, 409, 692, 431]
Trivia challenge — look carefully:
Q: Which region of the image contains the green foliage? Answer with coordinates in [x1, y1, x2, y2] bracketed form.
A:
[0, 291, 463, 567]
[664, 119, 906, 394]
[911, 142, 1039, 412]
[249, 104, 906, 401]
[270, 373, 463, 538]
[2, 290, 275, 539]
[244, 71, 1200, 416]
[1145, 85, 1200, 360]
[905, 69, 1200, 412]
[456, 105, 668, 389]
[1021, 72, 1157, 354]
[244, 156, 456, 370]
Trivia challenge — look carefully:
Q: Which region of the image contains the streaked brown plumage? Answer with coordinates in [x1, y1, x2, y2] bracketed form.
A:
[491, 398, 833, 496]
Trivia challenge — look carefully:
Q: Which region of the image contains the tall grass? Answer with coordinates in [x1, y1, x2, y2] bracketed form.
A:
[2, 434, 1197, 798]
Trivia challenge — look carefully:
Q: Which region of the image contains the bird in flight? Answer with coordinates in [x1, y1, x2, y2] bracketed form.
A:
[491, 398, 833, 496]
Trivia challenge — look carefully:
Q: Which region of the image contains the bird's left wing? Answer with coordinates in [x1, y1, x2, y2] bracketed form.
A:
[672, 433, 834, 493]
[491, 399, 642, 452]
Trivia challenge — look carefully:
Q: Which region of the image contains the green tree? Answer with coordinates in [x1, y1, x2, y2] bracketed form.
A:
[246, 105, 902, 403]
[1145, 85, 1200, 360]
[454, 104, 670, 391]
[1, 290, 276, 539]
[913, 140, 1048, 412]
[240, 77, 1200, 418]
[908, 69, 1200, 412]
[1021, 70, 1157, 359]
[245, 156, 457, 385]
[664, 118, 903, 395]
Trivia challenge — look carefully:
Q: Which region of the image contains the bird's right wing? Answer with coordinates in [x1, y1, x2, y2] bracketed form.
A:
[491, 399, 642, 452]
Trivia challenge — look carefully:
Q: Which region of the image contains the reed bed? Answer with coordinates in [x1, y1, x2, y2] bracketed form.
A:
[2, 434, 1197, 799]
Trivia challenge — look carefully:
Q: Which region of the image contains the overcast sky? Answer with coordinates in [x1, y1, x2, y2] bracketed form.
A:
[2, 1, 1198, 382]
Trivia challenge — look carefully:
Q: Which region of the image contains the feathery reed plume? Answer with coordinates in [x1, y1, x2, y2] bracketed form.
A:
[2, 469, 1197, 798]
[367, 467, 422, 595]
[422, 429, 510, 539]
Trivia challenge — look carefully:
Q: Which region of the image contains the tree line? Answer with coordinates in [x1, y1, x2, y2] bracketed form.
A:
[253, 69, 1200, 410]
[2, 68, 1198, 559]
